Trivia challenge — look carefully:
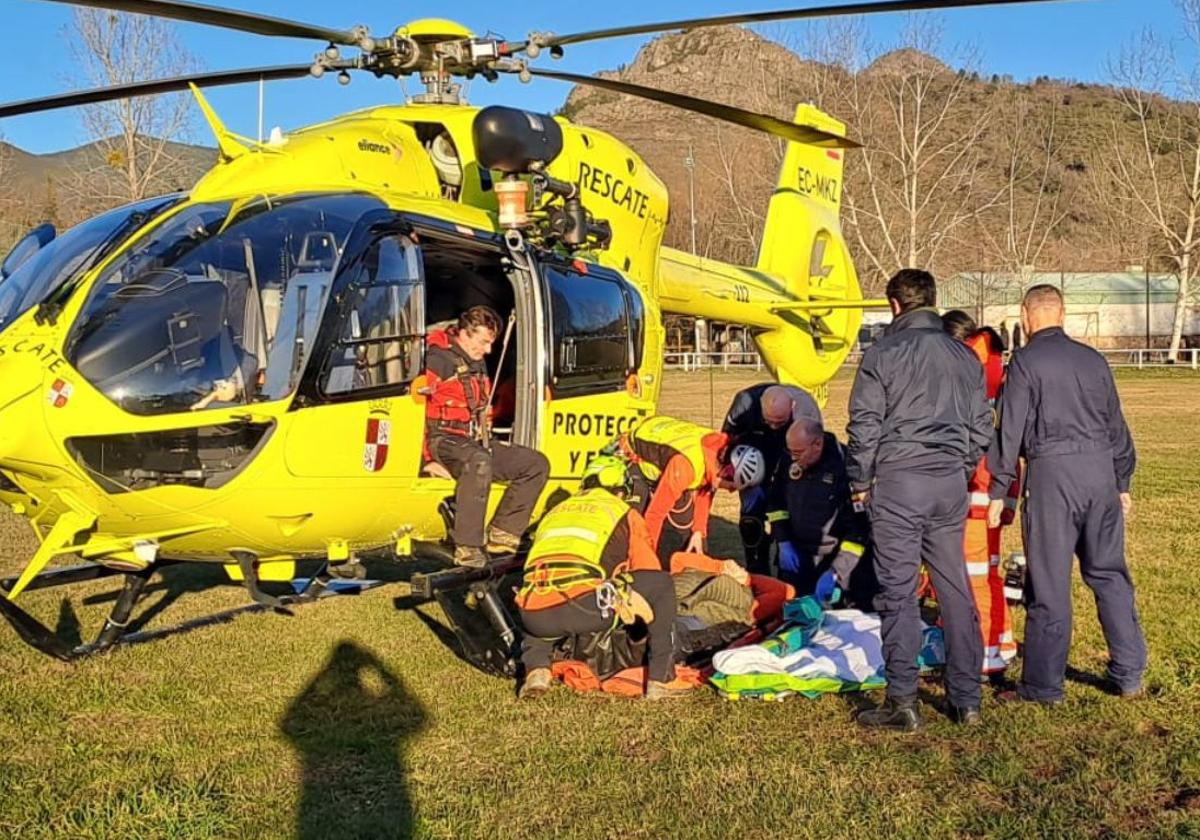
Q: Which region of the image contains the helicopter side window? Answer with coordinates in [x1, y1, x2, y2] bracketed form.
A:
[318, 235, 424, 396]
[66, 193, 385, 416]
[544, 263, 640, 396]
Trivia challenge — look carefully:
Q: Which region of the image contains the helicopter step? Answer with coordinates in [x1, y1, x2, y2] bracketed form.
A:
[409, 554, 524, 679]
[231, 551, 334, 613]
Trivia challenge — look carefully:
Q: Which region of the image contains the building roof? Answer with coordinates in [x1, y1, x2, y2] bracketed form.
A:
[940, 271, 1180, 308]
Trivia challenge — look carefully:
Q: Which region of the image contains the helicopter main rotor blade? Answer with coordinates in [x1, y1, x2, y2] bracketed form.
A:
[520, 67, 861, 149]
[511, 0, 1068, 51]
[35, 0, 365, 47]
[0, 65, 319, 119]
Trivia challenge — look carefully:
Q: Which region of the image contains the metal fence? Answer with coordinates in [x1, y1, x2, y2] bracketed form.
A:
[1100, 348, 1200, 368]
[663, 352, 765, 371]
[663, 348, 1200, 371]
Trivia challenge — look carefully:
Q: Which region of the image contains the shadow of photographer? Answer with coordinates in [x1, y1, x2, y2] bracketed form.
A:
[280, 640, 428, 839]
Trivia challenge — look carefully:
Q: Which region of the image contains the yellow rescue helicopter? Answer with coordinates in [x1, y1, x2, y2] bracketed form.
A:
[0, 0, 1053, 662]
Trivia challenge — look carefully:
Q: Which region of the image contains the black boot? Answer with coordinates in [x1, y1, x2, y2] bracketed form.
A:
[948, 705, 982, 726]
[856, 695, 922, 731]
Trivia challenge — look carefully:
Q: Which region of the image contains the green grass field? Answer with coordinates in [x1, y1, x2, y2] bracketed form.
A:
[2, 368, 1199, 839]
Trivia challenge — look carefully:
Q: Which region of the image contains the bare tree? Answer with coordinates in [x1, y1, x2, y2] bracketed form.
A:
[701, 43, 799, 264]
[706, 127, 766, 262]
[64, 8, 200, 211]
[1101, 5, 1200, 358]
[801, 17, 996, 290]
[0, 141, 42, 253]
[0, 138, 14, 250]
[979, 92, 1075, 282]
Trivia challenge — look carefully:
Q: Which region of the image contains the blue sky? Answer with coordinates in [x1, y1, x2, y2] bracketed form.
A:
[0, 0, 1189, 153]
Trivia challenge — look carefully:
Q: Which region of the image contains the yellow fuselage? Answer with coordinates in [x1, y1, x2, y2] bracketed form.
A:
[0, 99, 863, 589]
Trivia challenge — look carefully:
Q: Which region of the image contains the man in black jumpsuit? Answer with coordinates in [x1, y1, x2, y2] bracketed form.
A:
[766, 418, 875, 606]
[721, 383, 822, 574]
[847, 269, 993, 730]
[987, 285, 1145, 703]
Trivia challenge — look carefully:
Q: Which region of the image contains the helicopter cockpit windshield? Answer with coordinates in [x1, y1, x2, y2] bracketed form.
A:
[65, 192, 388, 416]
[0, 193, 184, 331]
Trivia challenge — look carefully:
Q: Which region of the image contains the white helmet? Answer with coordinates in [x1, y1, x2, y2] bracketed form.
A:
[729, 445, 766, 490]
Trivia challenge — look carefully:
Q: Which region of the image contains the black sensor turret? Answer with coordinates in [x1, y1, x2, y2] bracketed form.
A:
[472, 106, 563, 173]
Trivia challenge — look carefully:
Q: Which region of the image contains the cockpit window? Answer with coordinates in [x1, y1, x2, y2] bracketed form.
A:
[66, 193, 386, 415]
[0, 193, 183, 331]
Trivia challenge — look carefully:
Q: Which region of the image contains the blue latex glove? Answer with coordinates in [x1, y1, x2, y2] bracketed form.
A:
[740, 485, 767, 514]
[778, 541, 802, 574]
[814, 570, 842, 608]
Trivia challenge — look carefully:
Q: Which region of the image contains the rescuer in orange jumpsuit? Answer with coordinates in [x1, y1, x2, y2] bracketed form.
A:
[943, 310, 1020, 677]
[616, 415, 731, 564]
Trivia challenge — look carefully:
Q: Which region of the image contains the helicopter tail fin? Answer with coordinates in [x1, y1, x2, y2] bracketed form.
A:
[189, 83, 251, 162]
[750, 104, 863, 396]
[762, 103, 848, 218]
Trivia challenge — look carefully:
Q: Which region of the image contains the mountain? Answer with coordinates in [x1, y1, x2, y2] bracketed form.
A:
[557, 26, 1169, 288]
[0, 138, 215, 240]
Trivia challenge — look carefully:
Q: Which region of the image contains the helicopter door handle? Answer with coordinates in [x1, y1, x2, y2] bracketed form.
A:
[230, 411, 274, 425]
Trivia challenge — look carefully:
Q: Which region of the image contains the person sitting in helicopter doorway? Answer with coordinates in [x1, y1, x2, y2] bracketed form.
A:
[424, 305, 549, 568]
[720, 383, 822, 575]
[516, 455, 689, 701]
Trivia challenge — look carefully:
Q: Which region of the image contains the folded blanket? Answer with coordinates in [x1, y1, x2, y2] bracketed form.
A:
[710, 596, 945, 700]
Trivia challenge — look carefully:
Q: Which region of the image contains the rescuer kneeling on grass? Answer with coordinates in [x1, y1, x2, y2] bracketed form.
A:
[617, 415, 731, 562]
[721, 382, 823, 575]
[515, 456, 688, 701]
[767, 418, 873, 606]
[424, 305, 549, 568]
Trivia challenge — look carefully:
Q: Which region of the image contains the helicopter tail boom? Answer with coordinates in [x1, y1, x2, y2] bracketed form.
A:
[657, 104, 880, 398]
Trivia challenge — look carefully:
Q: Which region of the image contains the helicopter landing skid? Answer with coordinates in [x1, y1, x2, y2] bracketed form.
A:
[0, 564, 159, 661]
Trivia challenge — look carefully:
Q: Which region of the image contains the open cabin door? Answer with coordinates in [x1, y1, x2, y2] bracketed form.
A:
[402, 223, 544, 534]
[282, 213, 544, 542]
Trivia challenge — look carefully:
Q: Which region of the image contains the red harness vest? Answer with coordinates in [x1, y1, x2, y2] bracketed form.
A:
[424, 329, 490, 440]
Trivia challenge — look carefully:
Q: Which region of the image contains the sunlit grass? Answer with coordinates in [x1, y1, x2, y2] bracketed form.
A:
[0, 368, 1198, 838]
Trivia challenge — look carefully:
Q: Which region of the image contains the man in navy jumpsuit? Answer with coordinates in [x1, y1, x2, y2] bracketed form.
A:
[766, 418, 878, 606]
[987, 284, 1145, 703]
[848, 269, 993, 730]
